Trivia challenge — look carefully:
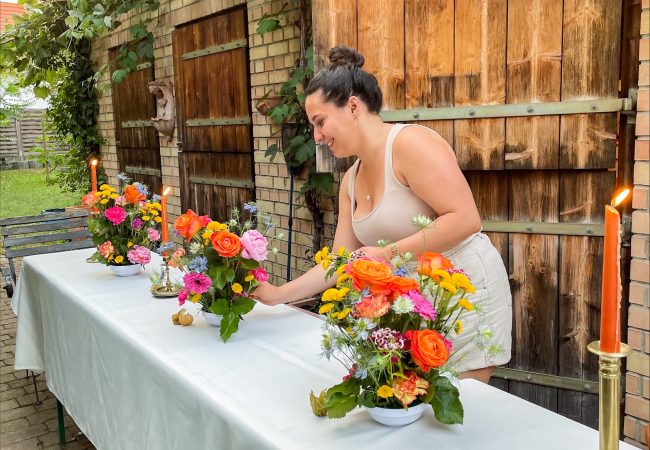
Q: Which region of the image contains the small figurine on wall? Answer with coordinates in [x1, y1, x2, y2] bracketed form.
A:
[148, 80, 175, 143]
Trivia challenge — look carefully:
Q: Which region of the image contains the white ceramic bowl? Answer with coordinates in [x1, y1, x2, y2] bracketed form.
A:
[367, 402, 427, 426]
[108, 264, 142, 277]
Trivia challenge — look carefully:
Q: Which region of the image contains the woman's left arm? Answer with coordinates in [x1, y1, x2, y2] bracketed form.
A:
[363, 126, 482, 259]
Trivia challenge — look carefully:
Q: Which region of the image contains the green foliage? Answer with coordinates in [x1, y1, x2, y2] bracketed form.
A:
[28, 134, 65, 184]
[0, 0, 160, 192]
[427, 375, 464, 425]
[325, 378, 361, 419]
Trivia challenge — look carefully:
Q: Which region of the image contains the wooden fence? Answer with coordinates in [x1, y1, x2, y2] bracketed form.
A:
[0, 110, 66, 166]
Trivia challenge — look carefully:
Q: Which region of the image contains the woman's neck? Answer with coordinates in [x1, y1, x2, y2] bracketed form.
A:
[355, 115, 392, 170]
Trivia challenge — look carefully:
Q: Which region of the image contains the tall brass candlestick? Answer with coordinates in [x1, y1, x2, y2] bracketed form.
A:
[587, 340, 631, 450]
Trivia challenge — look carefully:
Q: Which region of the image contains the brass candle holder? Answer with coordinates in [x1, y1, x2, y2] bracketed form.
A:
[587, 340, 631, 450]
[151, 256, 180, 298]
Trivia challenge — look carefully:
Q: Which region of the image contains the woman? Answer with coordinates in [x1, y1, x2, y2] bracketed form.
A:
[254, 46, 511, 383]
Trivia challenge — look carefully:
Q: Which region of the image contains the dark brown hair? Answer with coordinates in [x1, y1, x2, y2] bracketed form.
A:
[305, 46, 383, 113]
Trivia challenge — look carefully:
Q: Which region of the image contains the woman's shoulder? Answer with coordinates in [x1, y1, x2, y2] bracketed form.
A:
[392, 124, 456, 171]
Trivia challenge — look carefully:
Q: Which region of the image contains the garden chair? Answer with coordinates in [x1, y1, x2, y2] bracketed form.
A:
[0, 208, 94, 405]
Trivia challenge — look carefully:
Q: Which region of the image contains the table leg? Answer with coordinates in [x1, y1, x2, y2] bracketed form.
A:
[56, 399, 65, 444]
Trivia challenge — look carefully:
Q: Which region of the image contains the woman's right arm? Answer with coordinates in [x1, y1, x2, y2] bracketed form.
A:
[254, 169, 363, 305]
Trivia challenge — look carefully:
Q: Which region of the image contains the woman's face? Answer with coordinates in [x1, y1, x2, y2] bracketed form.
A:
[305, 92, 358, 158]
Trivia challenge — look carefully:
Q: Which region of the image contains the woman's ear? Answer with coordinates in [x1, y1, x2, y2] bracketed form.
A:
[348, 96, 361, 118]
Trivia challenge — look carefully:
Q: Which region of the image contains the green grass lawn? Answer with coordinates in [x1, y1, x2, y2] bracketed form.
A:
[0, 169, 84, 218]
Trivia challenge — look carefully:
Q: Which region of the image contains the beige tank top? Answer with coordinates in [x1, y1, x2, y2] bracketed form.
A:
[349, 123, 436, 246]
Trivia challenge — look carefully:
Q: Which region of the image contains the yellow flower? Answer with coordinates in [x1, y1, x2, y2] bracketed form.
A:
[191, 293, 201, 303]
[439, 281, 457, 294]
[335, 265, 347, 276]
[337, 287, 350, 298]
[322, 258, 331, 269]
[127, 242, 133, 247]
[110, 193, 118, 199]
[114, 255, 124, 264]
[321, 288, 340, 302]
[335, 308, 351, 319]
[319, 303, 335, 315]
[452, 273, 475, 293]
[149, 210, 159, 216]
[245, 274, 254, 282]
[202, 230, 213, 241]
[377, 385, 394, 399]
[458, 298, 474, 311]
[432, 269, 451, 281]
[231, 283, 243, 294]
[100, 199, 109, 205]
[454, 320, 463, 335]
[142, 215, 151, 221]
[140, 208, 147, 215]
[151, 202, 162, 210]
[337, 246, 346, 256]
[207, 221, 227, 231]
[154, 217, 162, 223]
[336, 274, 351, 287]
[100, 184, 110, 191]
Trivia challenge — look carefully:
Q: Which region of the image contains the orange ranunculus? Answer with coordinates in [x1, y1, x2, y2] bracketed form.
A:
[124, 184, 146, 204]
[416, 252, 453, 279]
[82, 192, 97, 207]
[405, 329, 449, 373]
[392, 371, 429, 407]
[388, 276, 419, 300]
[210, 230, 241, 257]
[174, 209, 203, 240]
[346, 259, 394, 295]
[353, 294, 390, 319]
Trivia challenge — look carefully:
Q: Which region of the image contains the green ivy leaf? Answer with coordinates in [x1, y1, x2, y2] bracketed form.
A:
[92, 3, 104, 16]
[33, 85, 49, 99]
[429, 376, 464, 425]
[325, 378, 360, 419]
[256, 17, 280, 37]
[231, 296, 256, 315]
[219, 312, 240, 342]
[264, 143, 279, 162]
[209, 298, 230, 316]
[111, 69, 129, 83]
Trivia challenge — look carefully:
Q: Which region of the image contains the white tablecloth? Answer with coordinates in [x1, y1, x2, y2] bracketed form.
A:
[12, 249, 636, 450]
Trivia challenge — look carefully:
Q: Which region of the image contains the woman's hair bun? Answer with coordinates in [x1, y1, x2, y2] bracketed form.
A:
[328, 46, 365, 68]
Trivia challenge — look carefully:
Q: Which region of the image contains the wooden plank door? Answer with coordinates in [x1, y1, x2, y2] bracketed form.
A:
[172, 7, 254, 220]
[110, 53, 162, 194]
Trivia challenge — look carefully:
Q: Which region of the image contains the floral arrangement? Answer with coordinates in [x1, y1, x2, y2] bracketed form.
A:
[310, 244, 499, 425]
[83, 182, 162, 266]
[169, 203, 279, 342]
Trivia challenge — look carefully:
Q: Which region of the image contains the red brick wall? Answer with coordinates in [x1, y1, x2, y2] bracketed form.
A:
[0, 2, 24, 32]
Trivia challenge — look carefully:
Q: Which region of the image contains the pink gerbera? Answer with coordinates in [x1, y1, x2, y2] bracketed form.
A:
[104, 206, 126, 225]
[183, 272, 212, 295]
[408, 290, 436, 320]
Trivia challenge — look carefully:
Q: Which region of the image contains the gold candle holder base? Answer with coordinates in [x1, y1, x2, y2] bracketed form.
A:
[151, 258, 180, 298]
[587, 340, 631, 450]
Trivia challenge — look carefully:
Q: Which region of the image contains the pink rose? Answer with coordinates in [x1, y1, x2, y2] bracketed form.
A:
[82, 192, 97, 207]
[127, 245, 151, 265]
[178, 288, 188, 306]
[114, 195, 127, 206]
[199, 215, 211, 227]
[251, 267, 269, 282]
[147, 227, 161, 241]
[104, 206, 127, 225]
[240, 230, 268, 262]
[98, 241, 114, 260]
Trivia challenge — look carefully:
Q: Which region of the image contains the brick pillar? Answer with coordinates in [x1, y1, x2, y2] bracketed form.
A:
[624, 2, 650, 447]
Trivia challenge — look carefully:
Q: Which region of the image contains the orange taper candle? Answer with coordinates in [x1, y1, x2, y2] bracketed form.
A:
[161, 186, 171, 244]
[600, 189, 630, 353]
[90, 159, 98, 193]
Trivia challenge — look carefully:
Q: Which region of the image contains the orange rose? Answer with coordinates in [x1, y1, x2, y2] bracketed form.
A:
[82, 192, 97, 207]
[124, 184, 145, 204]
[346, 259, 393, 295]
[405, 329, 449, 372]
[388, 276, 419, 300]
[174, 209, 203, 240]
[417, 252, 453, 279]
[353, 294, 390, 319]
[210, 230, 241, 257]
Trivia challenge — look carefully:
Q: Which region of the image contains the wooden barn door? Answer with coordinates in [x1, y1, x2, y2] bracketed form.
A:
[313, 0, 641, 429]
[109, 53, 162, 194]
[172, 7, 254, 220]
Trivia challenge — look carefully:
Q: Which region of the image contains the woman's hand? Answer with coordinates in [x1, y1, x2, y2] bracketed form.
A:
[251, 282, 286, 306]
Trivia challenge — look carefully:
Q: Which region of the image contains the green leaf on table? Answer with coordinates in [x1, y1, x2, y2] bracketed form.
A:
[429, 376, 463, 425]
[231, 296, 256, 315]
[209, 298, 229, 316]
[325, 378, 360, 419]
[219, 312, 240, 342]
